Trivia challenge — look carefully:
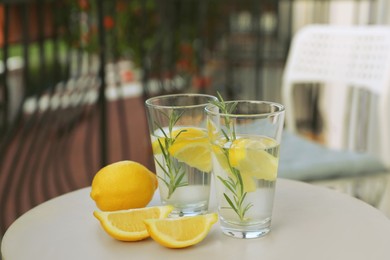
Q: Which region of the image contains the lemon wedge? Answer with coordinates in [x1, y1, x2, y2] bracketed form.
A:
[144, 213, 218, 248]
[93, 206, 173, 241]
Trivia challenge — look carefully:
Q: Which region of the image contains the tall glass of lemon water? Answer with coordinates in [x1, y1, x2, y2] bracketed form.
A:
[145, 94, 218, 217]
[206, 100, 285, 238]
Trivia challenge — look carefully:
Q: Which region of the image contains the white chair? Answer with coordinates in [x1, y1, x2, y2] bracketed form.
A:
[278, 25, 390, 215]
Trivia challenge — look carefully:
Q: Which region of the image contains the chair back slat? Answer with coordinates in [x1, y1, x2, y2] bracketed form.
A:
[282, 25, 390, 167]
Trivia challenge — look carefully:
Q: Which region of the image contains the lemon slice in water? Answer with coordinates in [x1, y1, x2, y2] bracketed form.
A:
[228, 137, 279, 191]
[153, 127, 212, 172]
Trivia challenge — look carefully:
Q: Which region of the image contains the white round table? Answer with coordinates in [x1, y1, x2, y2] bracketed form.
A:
[2, 179, 390, 260]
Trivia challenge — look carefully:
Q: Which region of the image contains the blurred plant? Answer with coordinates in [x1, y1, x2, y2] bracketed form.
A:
[64, 2, 174, 68]
[62, 0, 223, 86]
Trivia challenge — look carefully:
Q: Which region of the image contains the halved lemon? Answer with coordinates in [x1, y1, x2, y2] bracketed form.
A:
[93, 205, 173, 241]
[144, 213, 218, 248]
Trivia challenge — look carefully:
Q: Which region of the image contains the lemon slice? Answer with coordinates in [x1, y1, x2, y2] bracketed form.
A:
[93, 205, 173, 241]
[211, 143, 230, 171]
[152, 128, 206, 153]
[144, 213, 218, 248]
[169, 142, 212, 173]
[229, 137, 279, 185]
[207, 119, 218, 142]
[153, 127, 212, 172]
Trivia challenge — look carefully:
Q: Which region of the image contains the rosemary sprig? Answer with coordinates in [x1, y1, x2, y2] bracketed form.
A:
[210, 92, 238, 141]
[154, 110, 188, 199]
[211, 93, 253, 221]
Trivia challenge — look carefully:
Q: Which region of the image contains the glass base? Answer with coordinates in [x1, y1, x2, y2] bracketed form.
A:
[220, 219, 271, 239]
[168, 204, 208, 217]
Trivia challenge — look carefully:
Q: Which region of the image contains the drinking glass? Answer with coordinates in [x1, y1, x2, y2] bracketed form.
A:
[206, 100, 285, 238]
[145, 93, 218, 217]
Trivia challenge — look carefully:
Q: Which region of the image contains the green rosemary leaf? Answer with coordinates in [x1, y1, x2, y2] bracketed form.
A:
[154, 156, 166, 171]
[157, 175, 169, 187]
[172, 129, 187, 145]
[216, 92, 224, 103]
[221, 129, 229, 140]
[240, 192, 248, 207]
[211, 92, 253, 221]
[234, 168, 244, 195]
[174, 171, 186, 187]
[176, 182, 189, 188]
[156, 123, 169, 139]
[154, 157, 170, 177]
[167, 110, 184, 135]
[232, 126, 237, 140]
[243, 203, 253, 216]
[157, 139, 166, 156]
[172, 161, 182, 173]
[223, 193, 238, 213]
[233, 195, 240, 206]
[172, 111, 184, 126]
[152, 109, 189, 199]
[228, 101, 238, 114]
[217, 176, 236, 195]
[225, 177, 238, 192]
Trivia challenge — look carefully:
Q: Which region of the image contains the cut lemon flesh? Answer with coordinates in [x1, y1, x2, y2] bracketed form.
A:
[169, 141, 212, 172]
[211, 143, 230, 171]
[229, 137, 279, 181]
[144, 213, 218, 248]
[211, 137, 279, 192]
[153, 127, 212, 172]
[93, 205, 173, 241]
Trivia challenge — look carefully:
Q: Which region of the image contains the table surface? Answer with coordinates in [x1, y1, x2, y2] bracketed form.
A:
[2, 179, 390, 260]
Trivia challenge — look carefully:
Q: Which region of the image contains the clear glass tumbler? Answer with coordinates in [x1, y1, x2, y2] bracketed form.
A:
[145, 93, 218, 217]
[206, 100, 285, 238]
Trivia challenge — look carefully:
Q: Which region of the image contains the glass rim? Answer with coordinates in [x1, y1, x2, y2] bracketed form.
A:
[145, 93, 218, 109]
[205, 100, 285, 118]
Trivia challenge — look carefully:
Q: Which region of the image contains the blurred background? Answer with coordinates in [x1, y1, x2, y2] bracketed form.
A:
[1, 0, 390, 236]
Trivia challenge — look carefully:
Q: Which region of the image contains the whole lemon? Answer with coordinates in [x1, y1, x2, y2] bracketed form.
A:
[90, 160, 158, 211]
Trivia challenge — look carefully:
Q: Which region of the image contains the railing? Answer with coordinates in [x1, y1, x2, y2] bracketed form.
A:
[0, 0, 109, 236]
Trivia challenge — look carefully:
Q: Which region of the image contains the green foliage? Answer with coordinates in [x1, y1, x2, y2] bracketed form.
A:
[154, 110, 188, 199]
[211, 93, 252, 221]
